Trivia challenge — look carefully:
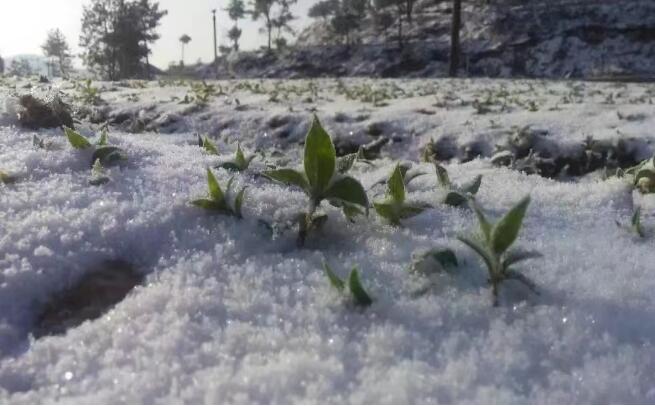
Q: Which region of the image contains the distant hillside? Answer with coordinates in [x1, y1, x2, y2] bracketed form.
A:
[4, 54, 49, 76]
[208, 0, 655, 80]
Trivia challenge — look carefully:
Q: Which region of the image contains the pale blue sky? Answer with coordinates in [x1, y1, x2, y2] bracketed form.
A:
[0, 0, 314, 69]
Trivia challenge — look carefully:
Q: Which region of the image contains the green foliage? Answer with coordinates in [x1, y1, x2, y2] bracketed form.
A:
[323, 261, 373, 307]
[218, 143, 255, 172]
[263, 116, 369, 246]
[410, 248, 458, 275]
[190, 81, 216, 106]
[374, 164, 429, 225]
[89, 158, 110, 186]
[190, 168, 245, 218]
[434, 163, 482, 207]
[624, 157, 655, 194]
[199, 135, 220, 155]
[616, 206, 646, 238]
[76, 79, 102, 105]
[64, 127, 127, 167]
[457, 196, 541, 305]
[0, 170, 17, 184]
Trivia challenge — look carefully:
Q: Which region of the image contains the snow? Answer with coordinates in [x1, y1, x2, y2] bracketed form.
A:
[1, 77, 655, 402]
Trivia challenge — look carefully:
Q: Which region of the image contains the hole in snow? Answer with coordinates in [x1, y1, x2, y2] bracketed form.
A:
[33, 260, 143, 338]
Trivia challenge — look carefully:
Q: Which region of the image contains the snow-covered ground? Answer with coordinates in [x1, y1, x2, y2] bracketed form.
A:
[1, 77, 655, 403]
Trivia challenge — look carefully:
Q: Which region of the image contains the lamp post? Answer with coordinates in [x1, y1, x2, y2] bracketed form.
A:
[212, 9, 218, 77]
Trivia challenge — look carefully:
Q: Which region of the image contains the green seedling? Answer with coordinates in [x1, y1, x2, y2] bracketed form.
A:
[197, 134, 220, 155]
[336, 146, 372, 174]
[616, 206, 645, 238]
[64, 127, 127, 167]
[89, 158, 110, 186]
[77, 79, 102, 105]
[457, 196, 542, 306]
[410, 248, 458, 275]
[218, 143, 255, 172]
[435, 163, 482, 207]
[263, 116, 369, 246]
[374, 164, 430, 226]
[624, 156, 655, 194]
[190, 168, 245, 218]
[0, 170, 17, 184]
[323, 261, 373, 307]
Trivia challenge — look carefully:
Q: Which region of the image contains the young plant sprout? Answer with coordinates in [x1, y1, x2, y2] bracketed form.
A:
[457, 196, 542, 306]
[623, 156, 655, 194]
[64, 127, 126, 167]
[336, 146, 371, 174]
[89, 158, 110, 186]
[263, 116, 369, 246]
[218, 143, 255, 172]
[374, 164, 430, 226]
[616, 206, 645, 238]
[190, 168, 245, 218]
[410, 247, 458, 275]
[198, 134, 219, 155]
[434, 163, 482, 207]
[323, 261, 373, 307]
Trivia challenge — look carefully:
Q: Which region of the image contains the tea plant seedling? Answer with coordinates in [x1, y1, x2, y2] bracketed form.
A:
[457, 196, 542, 306]
[374, 164, 430, 226]
[217, 143, 255, 172]
[323, 261, 372, 307]
[435, 163, 482, 207]
[410, 248, 458, 275]
[89, 158, 110, 186]
[190, 168, 245, 218]
[616, 207, 645, 238]
[198, 134, 219, 155]
[64, 127, 127, 167]
[263, 116, 369, 246]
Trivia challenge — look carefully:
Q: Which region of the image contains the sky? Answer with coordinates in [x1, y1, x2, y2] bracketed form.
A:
[0, 0, 314, 69]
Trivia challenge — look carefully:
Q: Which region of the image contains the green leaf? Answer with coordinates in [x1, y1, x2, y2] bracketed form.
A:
[444, 191, 468, 207]
[398, 204, 428, 219]
[348, 268, 372, 307]
[97, 129, 108, 146]
[462, 175, 482, 195]
[336, 153, 357, 174]
[502, 249, 542, 269]
[91, 146, 126, 167]
[263, 168, 309, 192]
[324, 176, 369, 214]
[0, 170, 17, 184]
[388, 164, 405, 204]
[235, 143, 247, 169]
[218, 162, 241, 172]
[234, 187, 246, 218]
[374, 202, 399, 225]
[304, 116, 336, 194]
[65, 127, 92, 149]
[191, 198, 225, 211]
[491, 196, 531, 254]
[323, 261, 345, 291]
[632, 207, 645, 238]
[435, 163, 450, 187]
[471, 199, 492, 242]
[206, 168, 224, 202]
[203, 136, 219, 155]
[411, 248, 458, 275]
[457, 235, 495, 275]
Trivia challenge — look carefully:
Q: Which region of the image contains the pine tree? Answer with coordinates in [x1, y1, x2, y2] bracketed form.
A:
[79, 0, 167, 80]
[226, 0, 246, 51]
[41, 29, 72, 78]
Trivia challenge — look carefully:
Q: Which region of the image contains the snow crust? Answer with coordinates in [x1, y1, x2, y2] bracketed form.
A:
[1, 77, 655, 403]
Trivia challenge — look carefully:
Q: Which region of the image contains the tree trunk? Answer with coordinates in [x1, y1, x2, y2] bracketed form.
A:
[448, 0, 461, 77]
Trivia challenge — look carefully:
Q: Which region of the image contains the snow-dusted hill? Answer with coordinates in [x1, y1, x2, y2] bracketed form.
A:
[212, 0, 655, 79]
[1, 76, 655, 402]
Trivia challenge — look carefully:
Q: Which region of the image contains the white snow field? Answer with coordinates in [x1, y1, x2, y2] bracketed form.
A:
[1, 77, 655, 403]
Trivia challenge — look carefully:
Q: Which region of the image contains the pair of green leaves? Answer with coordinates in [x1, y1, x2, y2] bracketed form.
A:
[263, 116, 369, 245]
[625, 157, 655, 194]
[191, 168, 245, 218]
[323, 261, 373, 307]
[65, 127, 127, 167]
[435, 163, 482, 207]
[374, 164, 429, 226]
[457, 196, 541, 305]
[218, 143, 255, 172]
[198, 135, 220, 155]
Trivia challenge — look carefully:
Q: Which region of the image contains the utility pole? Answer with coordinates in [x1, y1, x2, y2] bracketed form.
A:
[212, 9, 218, 77]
